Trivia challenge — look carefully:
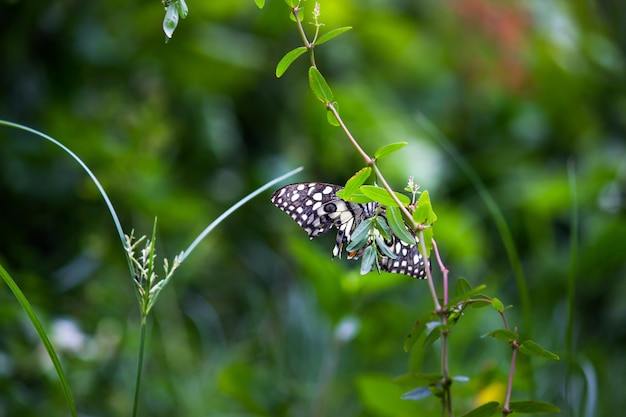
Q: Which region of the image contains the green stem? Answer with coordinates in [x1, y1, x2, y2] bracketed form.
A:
[417, 115, 532, 334]
[419, 231, 440, 310]
[327, 104, 441, 308]
[502, 335, 519, 415]
[132, 316, 148, 417]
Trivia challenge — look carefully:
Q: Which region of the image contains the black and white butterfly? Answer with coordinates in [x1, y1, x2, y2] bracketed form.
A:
[270, 182, 426, 279]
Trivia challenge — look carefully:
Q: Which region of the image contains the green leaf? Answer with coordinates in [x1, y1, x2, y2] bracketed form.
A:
[343, 192, 375, 204]
[387, 206, 416, 245]
[420, 226, 433, 256]
[460, 401, 500, 417]
[404, 312, 437, 352]
[455, 277, 473, 296]
[374, 216, 392, 240]
[308, 66, 333, 103]
[163, 3, 179, 39]
[491, 297, 504, 312]
[339, 167, 371, 200]
[276, 47, 307, 78]
[374, 142, 408, 160]
[327, 104, 340, 126]
[375, 235, 397, 259]
[445, 285, 487, 307]
[401, 386, 431, 400]
[484, 329, 518, 342]
[316, 26, 353, 46]
[346, 218, 373, 252]
[284, 0, 298, 7]
[0, 264, 78, 417]
[177, 0, 188, 18]
[423, 323, 447, 348]
[518, 340, 560, 360]
[254, 0, 265, 8]
[289, 12, 303, 22]
[413, 190, 437, 225]
[360, 185, 411, 207]
[508, 400, 560, 413]
[360, 245, 377, 275]
[469, 297, 493, 308]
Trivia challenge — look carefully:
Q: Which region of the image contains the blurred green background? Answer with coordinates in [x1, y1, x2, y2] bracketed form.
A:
[1, 0, 625, 416]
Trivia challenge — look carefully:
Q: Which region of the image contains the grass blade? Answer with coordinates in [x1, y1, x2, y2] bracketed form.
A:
[0, 263, 77, 417]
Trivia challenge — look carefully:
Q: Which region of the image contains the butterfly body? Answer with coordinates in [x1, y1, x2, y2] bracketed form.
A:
[271, 182, 426, 279]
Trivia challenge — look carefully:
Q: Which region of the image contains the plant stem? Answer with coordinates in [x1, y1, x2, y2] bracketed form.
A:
[327, 103, 371, 164]
[503, 337, 518, 416]
[419, 231, 439, 310]
[435, 238, 452, 416]
[420, 117, 532, 334]
[132, 316, 148, 417]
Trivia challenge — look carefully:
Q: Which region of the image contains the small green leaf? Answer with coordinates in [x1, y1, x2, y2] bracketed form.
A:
[445, 285, 488, 309]
[284, 0, 298, 7]
[254, 0, 265, 8]
[308, 66, 333, 103]
[518, 340, 560, 360]
[374, 142, 408, 160]
[346, 218, 373, 252]
[374, 216, 392, 240]
[340, 167, 371, 200]
[360, 245, 377, 275]
[508, 400, 560, 413]
[289, 12, 303, 22]
[460, 401, 500, 417]
[343, 192, 374, 204]
[423, 323, 449, 348]
[177, 0, 188, 18]
[387, 206, 416, 245]
[484, 329, 518, 342]
[491, 297, 504, 312]
[413, 190, 437, 225]
[316, 26, 353, 45]
[163, 3, 179, 39]
[327, 104, 340, 126]
[276, 47, 307, 78]
[401, 386, 432, 400]
[420, 226, 433, 256]
[469, 298, 492, 308]
[360, 185, 411, 207]
[455, 278, 472, 296]
[375, 235, 397, 259]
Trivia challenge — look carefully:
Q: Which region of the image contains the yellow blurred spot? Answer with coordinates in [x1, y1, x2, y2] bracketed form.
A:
[474, 382, 506, 406]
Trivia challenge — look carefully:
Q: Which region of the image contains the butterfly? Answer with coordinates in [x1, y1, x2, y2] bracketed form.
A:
[270, 182, 426, 279]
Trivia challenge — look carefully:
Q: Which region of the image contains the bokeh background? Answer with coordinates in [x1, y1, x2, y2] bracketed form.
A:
[1, 0, 625, 416]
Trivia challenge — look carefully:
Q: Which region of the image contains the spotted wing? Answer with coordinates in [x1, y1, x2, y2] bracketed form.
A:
[270, 182, 365, 257]
[378, 234, 426, 279]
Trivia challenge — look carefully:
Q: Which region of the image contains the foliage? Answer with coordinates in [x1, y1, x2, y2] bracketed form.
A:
[1, 0, 625, 416]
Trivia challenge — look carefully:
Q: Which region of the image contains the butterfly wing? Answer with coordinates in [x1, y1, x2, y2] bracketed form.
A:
[271, 182, 427, 279]
[378, 233, 426, 279]
[270, 182, 365, 257]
